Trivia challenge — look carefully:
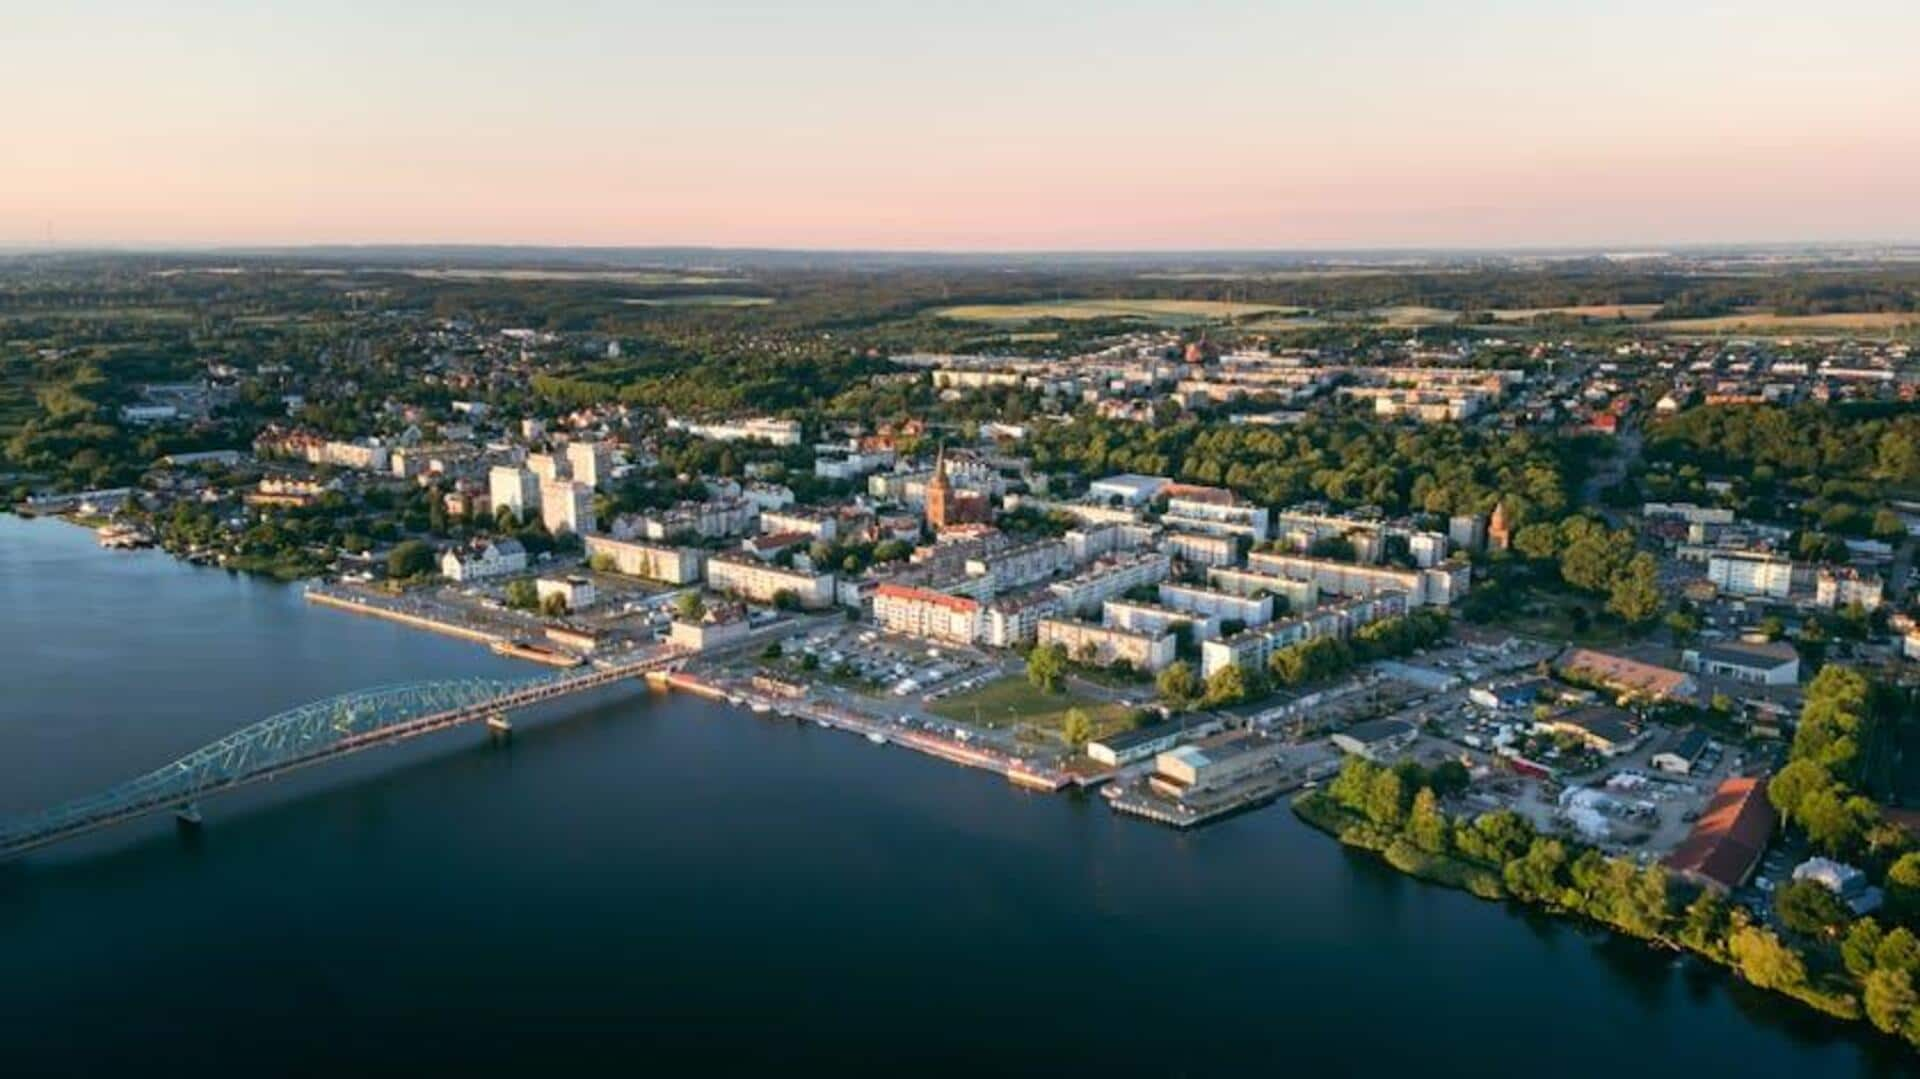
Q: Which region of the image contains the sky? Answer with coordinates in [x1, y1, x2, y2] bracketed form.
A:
[3, 0, 1918, 251]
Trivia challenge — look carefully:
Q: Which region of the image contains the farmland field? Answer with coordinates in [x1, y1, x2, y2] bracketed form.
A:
[1650, 310, 1920, 334]
[402, 269, 736, 285]
[933, 298, 1293, 324]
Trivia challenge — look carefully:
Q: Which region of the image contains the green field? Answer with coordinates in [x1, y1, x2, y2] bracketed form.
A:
[933, 298, 1291, 325]
[929, 675, 1135, 737]
[620, 295, 774, 307]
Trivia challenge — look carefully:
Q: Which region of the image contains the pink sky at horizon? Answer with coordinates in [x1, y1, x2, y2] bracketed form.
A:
[5, 1, 1918, 250]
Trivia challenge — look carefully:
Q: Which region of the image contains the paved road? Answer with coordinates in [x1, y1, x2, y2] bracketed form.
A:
[1582, 419, 1643, 525]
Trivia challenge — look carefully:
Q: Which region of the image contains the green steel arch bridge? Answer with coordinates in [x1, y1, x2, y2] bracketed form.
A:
[0, 649, 686, 861]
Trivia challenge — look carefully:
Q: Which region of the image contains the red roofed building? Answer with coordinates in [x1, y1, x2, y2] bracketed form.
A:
[1663, 776, 1777, 893]
[872, 583, 981, 644]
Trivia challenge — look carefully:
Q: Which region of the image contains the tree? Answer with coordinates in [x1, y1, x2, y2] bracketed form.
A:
[1774, 879, 1849, 937]
[1878, 927, 1920, 976]
[1864, 969, 1919, 1036]
[1329, 757, 1379, 812]
[1766, 759, 1833, 826]
[1427, 760, 1471, 798]
[1800, 785, 1878, 856]
[1407, 788, 1449, 853]
[540, 593, 568, 618]
[1027, 643, 1066, 694]
[1606, 553, 1663, 623]
[1061, 708, 1093, 750]
[1887, 853, 1920, 926]
[588, 552, 616, 572]
[1503, 837, 1568, 903]
[1203, 663, 1250, 707]
[1727, 925, 1808, 993]
[504, 579, 538, 610]
[1157, 660, 1199, 709]
[388, 539, 436, 579]
[1366, 768, 1408, 828]
[1843, 918, 1886, 979]
[674, 591, 706, 623]
[1681, 891, 1731, 960]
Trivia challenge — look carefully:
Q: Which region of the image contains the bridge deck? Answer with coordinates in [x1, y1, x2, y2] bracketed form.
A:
[0, 650, 684, 860]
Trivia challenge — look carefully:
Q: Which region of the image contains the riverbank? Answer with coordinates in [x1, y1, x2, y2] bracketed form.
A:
[1291, 784, 1896, 1048]
[305, 585, 506, 645]
[0, 513, 1901, 1076]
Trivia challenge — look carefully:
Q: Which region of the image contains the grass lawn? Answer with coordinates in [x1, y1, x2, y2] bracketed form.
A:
[928, 675, 1134, 736]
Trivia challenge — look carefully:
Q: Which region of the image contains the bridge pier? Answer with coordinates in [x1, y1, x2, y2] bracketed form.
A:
[175, 802, 203, 828]
[486, 713, 513, 742]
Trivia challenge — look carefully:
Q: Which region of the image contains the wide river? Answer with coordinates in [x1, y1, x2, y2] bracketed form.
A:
[0, 516, 1907, 1074]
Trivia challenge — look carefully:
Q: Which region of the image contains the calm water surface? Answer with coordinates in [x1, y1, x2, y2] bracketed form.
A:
[0, 517, 1908, 1075]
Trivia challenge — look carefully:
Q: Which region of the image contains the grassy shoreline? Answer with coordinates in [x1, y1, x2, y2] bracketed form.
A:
[1291, 790, 1875, 1031]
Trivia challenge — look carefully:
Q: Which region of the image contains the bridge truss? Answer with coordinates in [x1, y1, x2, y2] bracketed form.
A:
[0, 654, 674, 859]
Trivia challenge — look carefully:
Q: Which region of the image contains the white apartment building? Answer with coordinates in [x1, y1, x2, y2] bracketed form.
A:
[583, 534, 705, 584]
[1707, 551, 1794, 600]
[439, 538, 528, 582]
[1200, 592, 1409, 677]
[705, 552, 835, 608]
[871, 584, 981, 644]
[1245, 551, 1466, 608]
[671, 416, 803, 446]
[1156, 582, 1273, 627]
[565, 441, 609, 489]
[1103, 599, 1214, 641]
[1164, 530, 1239, 568]
[1047, 551, 1172, 619]
[1205, 567, 1320, 613]
[761, 508, 839, 541]
[1161, 484, 1270, 542]
[1036, 618, 1177, 673]
[965, 538, 1073, 593]
[980, 590, 1062, 648]
[1814, 568, 1884, 611]
[489, 465, 539, 518]
[540, 479, 596, 536]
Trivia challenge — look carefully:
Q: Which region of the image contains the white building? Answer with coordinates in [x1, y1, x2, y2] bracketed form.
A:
[1036, 618, 1176, 673]
[489, 465, 538, 518]
[871, 583, 981, 644]
[583, 534, 705, 584]
[1681, 640, 1800, 686]
[439, 538, 528, 582]
[1706, 551, 1794, 600]
[671, 416, 803, 446]
[1200, 592, 1408, 677]
[535, 575, 596, 611]
[1088, 473, 1170, 507]
[1245, 551, 1466, 608]
[1161, 484, 1270, 542]
[1814, 568, 1883, 611]
[705, 552, 835, 609]
[565, 441, 610, 490]
[1048, 551, 1172, 619]
[540, 479, 596, 536]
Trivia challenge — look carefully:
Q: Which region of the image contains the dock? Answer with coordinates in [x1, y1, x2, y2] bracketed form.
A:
[1106, 768, 1304, 829]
